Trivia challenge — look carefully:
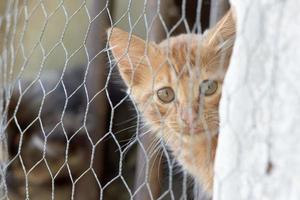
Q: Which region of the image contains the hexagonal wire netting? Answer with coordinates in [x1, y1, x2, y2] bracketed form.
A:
[0, 0, 238, 199]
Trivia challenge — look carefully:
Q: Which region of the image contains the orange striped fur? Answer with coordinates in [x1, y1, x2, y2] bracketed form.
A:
[108, 9, 235, 195]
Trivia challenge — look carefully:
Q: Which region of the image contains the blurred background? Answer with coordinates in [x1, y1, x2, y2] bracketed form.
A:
[0, 0, 229, 199]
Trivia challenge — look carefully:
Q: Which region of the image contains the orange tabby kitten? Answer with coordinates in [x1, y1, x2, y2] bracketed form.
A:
[108, 10, 235, 196]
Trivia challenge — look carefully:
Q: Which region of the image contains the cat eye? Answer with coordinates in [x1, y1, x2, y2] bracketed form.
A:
[157, 87, 175, 103]
[199, 80, 218, 96]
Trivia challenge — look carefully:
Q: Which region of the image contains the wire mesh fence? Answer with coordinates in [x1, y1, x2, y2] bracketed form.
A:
[3, 0, 229, 199]
[1, 0, 297, 199]
[0, 0, 222, 199]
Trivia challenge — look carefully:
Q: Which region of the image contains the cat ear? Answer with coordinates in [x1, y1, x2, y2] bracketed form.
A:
[107, 28, 158, 87]
[203, 9, 236, 55]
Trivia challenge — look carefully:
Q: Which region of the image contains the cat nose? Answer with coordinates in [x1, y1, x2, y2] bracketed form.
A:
[181, 108, 198, 127]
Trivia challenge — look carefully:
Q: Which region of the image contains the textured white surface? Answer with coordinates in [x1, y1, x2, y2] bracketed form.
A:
[214, 0, 300, 199]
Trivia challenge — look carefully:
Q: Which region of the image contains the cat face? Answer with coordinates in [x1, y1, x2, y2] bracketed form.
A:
[108, 16, 234, 141]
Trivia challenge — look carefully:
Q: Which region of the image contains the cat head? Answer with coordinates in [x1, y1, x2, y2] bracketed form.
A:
[108, 11, 235, 140]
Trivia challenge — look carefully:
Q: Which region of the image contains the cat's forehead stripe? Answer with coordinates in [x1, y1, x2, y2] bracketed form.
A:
[160, 41, 202, 77]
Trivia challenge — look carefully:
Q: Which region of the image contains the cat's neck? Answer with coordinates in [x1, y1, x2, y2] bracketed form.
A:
[163, 132, 218, 194]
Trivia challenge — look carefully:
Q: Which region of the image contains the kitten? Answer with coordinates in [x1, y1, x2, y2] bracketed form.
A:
[108, 9, 235, 196]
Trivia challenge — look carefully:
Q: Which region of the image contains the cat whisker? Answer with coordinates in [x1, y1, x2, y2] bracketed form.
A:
[147, 139, 162, 158]
[114, 115, 138, 126]
[113, 120, 154, 136]
[120, 128, 153, 155]
[113, 124, 139, 135]
[150, 145, 165, 185]
[148, 138, 171, 185]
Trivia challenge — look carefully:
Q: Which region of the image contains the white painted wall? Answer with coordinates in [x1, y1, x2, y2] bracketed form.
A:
[214, 0, 300, 199]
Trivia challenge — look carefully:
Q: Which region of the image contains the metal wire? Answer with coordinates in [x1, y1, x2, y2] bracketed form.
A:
[3, 0, 294, 200]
